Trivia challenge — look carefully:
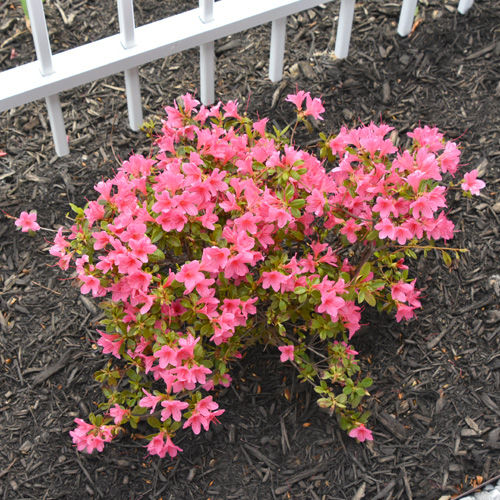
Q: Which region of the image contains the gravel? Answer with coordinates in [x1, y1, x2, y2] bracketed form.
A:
[459, 479, 500, 500]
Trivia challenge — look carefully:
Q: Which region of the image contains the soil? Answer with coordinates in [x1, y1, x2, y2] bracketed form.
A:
[1, 1, 500, 499]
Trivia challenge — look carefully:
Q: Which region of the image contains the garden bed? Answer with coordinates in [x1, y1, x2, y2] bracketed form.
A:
[1, 1, 500, 499]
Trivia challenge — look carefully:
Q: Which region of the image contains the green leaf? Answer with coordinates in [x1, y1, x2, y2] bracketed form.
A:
[291, 230, 304, 241]
[294, 286, 307, 295]
[350, 395, 362, 408]
[170, 420, 182, 432]
[360, 377, 373, 388]
[132, 405, 148, 415]
[290, 198, 305, 209]
[358, 262, 371, 281]
[69, 203, 84, 216]
[368, 280, 386, 291]
[336, 393, 348, 404]
[364, 290, 376, 307]
[147, 416, 162, 429]
[358, 411, 371, 423]
[200, 323, 212, 337]
[167, 235, 181, 248]
[149, 227, 164, 243]
[339, 415, 349, 431]
[442, 250, 452, 267]
[149, 248, 166, 262]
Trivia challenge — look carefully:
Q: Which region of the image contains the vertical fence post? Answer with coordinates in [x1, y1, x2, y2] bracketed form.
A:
[398, 0, 418, 37]
[269, 17, 287, 82]
[335, 0, 355, 59]
[117, 0, 143, 130]
[27, 0, 69, 156]
[199, 0, 215, 105]
[458, 0, 474, 14]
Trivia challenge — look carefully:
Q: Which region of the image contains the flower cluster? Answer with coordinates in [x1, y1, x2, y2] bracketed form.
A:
[39, 92, 483, 455]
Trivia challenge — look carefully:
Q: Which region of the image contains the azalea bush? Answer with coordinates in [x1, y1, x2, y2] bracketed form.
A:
[16, 91, 485, 457]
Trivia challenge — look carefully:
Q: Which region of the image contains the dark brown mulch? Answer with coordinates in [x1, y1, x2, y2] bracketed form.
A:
[1, 1, 500, 499]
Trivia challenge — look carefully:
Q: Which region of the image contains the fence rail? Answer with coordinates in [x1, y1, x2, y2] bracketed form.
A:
[0, 0, 474, 156]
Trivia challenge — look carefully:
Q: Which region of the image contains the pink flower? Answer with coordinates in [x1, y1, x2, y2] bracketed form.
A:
[395, 303, 416, 322]
[224, 253, 252, 280]
[146, 432, 183, 458]
[15, 211, 40, 232]
[253, 118, 268, 136]
[373, 197, 395, 218]
[195, 396, 219, 416]
[374, 218, 394, 239]
[154, 345, 179, 369]
[160, 399, 189, 422]
[306, 188, 326, 216]
[278, 345, 295, 362]
[438, 141, 460, 175]
[50, 227, 70, 255]
[391, 281, 414, 302]
[317, 292, 345, 322]
[392, 225, 412, 245]
[261, 271, 287, 292]
[304, 94, 325, 120]
[84, 201, 105, 226]
[183, 411, 210, 435]
[201, 246, 230, 273]
[128, 236, 157, 263]
[286, 90, 308, 110]
[176, 261, 205, 294]
[109, 405, 130, 425]
[79, 274, 102, 296]
[146, 433, 166, 457]
[348, 424, 373, 442]
[138, 389, 163, 413]
[461, 169, 485, 196]
[340, 219, 361, 244]
[97, 330, 124, 359]
[223, 100, 241, 120]
[163, 434, 183, 458]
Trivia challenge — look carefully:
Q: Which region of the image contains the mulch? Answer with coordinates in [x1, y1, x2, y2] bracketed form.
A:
[1, 0, 500, 499]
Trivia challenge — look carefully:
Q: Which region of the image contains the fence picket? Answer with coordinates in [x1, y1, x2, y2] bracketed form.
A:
[117, 0, 143, 130]
[45, 94, 68, 156]
[397, 0, 419, 37]
[458, 0, 474, 14]
[199, 0, 215, 104]
[269, 17, 287, 82]
[27, 0, 53, 76]
[335, 0, 355, 59]
[200, 0, 215, 23]
[27, 0, 69, 155]
[200, 41, 216, 105]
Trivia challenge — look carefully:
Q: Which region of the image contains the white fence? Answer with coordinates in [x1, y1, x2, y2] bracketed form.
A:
[0, 0, 474, 157]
